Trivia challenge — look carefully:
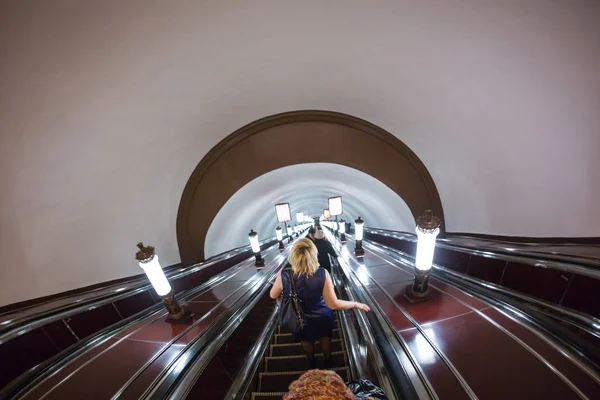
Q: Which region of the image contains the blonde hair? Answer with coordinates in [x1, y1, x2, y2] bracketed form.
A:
[284, 369, 354, 399]
[288, 238, 319, 276]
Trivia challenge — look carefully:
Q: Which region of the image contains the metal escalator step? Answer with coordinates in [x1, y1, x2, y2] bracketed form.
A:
[270, 339, 343, 357]
[274, 329, 340, 344]
[265, 351, 347, 372]
[277, 319, 339, 334]
[251, 392, 287, 400]
[258, 367, 349, 393]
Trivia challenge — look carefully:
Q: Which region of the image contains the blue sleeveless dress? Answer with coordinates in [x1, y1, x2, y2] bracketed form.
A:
[281, 268, 335, 342]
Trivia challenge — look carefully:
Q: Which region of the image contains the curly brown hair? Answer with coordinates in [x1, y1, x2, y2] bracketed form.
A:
[283, 369, 354, 400]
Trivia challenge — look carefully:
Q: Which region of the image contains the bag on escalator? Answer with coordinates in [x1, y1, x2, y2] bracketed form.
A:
[346, 379, 386, 399]
[280, 269, 307, 335]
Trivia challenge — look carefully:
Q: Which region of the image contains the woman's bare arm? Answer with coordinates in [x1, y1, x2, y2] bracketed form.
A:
[322, 270, 370, 311]
[270, 270, 284, 299]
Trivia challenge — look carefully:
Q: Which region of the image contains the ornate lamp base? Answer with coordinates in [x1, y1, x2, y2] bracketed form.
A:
[165, 304, 194, 323]
[404, 269, 432, 303]
[255, 253, 265, 266]
[160, 292, 194, 323]
[278, 241, 285, 251]
[340, 233, 346, 244]
[404, 284, 431, 303]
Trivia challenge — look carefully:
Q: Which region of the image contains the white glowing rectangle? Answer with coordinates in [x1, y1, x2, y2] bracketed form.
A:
[276, 228, 283, 241]
[339, 221, 346, 233]
[286, 225, 293, 236]
[355, 220, 364, 241]
[296, 212, 303, 223]
[275, 203, 291, 222]
[328, 196, 343, 216]
[139, 255, 172, 296]
[415, 228, 439, 271]
[249, 233, 261, 253]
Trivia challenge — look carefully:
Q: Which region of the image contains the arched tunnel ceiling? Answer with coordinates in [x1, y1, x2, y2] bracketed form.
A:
[205, 163, 415, 258]
[0, 0, 599, 306]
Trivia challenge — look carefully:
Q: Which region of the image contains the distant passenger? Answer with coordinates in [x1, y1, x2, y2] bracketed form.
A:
[306, 228, 316, 241]
[270, 239, 370, 369]
[313, 229, 338, 273]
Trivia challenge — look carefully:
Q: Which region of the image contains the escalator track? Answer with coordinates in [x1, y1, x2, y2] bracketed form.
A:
[1, 237, 293, 400]
[250, 314, 349, 399]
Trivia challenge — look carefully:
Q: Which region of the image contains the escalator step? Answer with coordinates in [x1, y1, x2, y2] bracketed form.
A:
[274, 329, 340, 344]
[265, 351, 347, 372]
[270, 339, 343, 357]
[259, 367, 349, 393]
[277, 319, 338, 334]
[251, 392, 287, 400]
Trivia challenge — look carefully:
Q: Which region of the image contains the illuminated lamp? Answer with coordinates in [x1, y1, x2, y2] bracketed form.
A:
[276, 226, 284, 251]
[405, 210, 440, 302]
[354, 217, 364, 256]
[248, 229, 265, 266]
[136, 243, 193, 323]
[339, 219, 346, 244]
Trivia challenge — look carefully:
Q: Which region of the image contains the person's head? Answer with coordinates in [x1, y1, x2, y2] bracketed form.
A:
[288, 238, 319, 275]
[283, 369, 354, 399]
[307, 228, 316, 239]
[315, 229, 325, 240]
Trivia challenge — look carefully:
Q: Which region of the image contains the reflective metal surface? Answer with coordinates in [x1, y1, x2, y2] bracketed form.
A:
[4, 244, 279, 400]
[0, 237, 277, 341]
[143, 251, 288, 399]
[364, 240, 600, 389]
[365, 228, 600, 277]
[223, 305, 280, 400]
[330, 241, 433, 400]
[368, 239, 600, 338]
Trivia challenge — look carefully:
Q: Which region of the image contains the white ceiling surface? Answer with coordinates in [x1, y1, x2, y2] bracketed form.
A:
[205, 164, 416, 258]
[1, 1, 599, 305]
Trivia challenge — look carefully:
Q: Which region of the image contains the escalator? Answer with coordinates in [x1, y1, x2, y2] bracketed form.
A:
[171, 250, 424, 400]
[0, 234, 294, 400]
[6, 225, 598, 399]
[249, 314, 348, 399]
[0, 235, 281, 397]
[361, 228, 600, 366]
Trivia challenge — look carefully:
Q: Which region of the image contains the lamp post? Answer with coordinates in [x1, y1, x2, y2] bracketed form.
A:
[405, 210, 440, 302]
[354, 217, 364, 256]
[276, 226, 284, 251]
[339, 218, 346, 244]
[136, 242, 193, 323]
[248, 229, 265, 266]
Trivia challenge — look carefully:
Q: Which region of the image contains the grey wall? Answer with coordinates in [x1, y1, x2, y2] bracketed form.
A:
[1, 0, 599, 305]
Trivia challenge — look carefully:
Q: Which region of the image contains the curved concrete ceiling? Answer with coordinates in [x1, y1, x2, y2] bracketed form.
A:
[0, 0, 599, 305]
[205, 163, 415, 258]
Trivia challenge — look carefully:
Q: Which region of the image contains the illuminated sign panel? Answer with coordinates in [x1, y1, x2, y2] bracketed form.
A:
[276, 203, 291, 222]
[328, 196, 343, 216]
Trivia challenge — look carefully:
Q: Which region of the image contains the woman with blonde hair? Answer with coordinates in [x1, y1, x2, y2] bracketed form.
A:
[270, 239, 370, 369]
